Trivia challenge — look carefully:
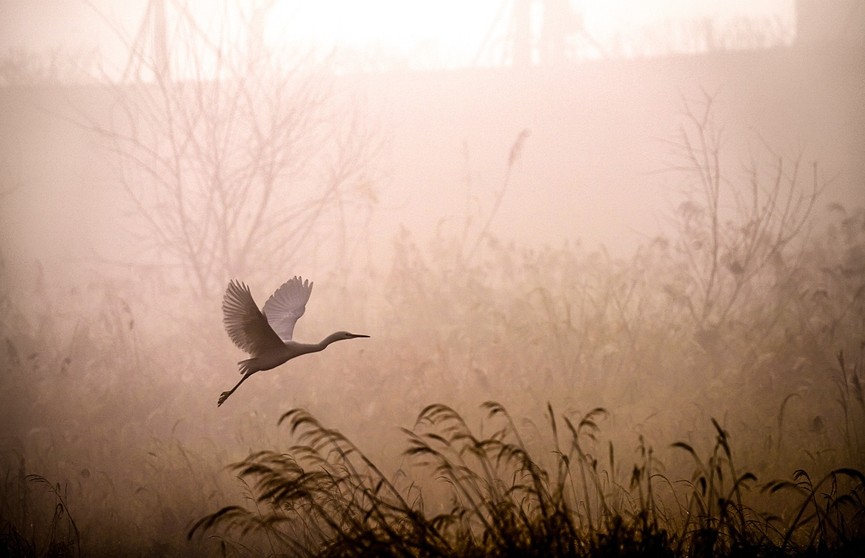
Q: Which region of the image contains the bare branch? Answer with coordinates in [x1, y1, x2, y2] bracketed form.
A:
[77, 1, 380, 297]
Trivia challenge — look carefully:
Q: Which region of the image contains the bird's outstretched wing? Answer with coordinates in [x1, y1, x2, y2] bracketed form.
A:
[223, 280, 285, 355]
[262, 276, 313, 341]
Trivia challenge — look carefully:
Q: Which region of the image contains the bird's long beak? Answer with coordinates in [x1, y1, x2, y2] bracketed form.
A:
[349, 333, 370, 338]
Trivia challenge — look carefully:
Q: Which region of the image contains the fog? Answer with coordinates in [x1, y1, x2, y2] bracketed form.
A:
[1, 1, 864, 556]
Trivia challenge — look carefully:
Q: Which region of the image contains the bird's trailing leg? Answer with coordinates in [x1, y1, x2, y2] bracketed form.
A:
[217, 370, 255, 407]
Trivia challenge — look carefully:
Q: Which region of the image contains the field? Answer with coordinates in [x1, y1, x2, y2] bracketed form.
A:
[1, 139, 863, 555]
[0, 29, 863, 556]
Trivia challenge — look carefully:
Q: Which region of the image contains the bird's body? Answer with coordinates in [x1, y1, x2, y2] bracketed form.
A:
[218, 277, 368, 407]
[236, 333, 356, 374]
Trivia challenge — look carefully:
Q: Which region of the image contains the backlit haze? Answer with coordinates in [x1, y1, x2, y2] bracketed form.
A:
[0, 1, 863, 556]
[2, 1, 796, 70]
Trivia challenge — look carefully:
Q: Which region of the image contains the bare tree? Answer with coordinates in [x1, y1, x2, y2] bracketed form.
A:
[662, 92, 822, 350]
[82, 1, 380, 298]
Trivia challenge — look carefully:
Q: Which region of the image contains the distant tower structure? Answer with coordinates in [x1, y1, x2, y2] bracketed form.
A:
[511, 0, 532, 67]
[475, 0, 586, 67]
[122, 1, 275, 80]
[123, 0, 169, 82]
[247, 0, 276, 67]
[539, 0, 581, 64]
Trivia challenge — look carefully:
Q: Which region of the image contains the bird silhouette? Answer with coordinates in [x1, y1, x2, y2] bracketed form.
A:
[218, 276, 368, 407]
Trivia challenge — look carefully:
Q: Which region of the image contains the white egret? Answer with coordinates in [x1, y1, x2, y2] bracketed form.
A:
[218, 276, 369, 407]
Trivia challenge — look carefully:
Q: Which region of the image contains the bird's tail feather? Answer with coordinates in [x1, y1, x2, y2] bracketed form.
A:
[238, 358, 256, 375]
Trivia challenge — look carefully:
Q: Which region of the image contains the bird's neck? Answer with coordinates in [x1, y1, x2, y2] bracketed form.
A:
[319, 332, 346, 348]
[286, 334, 343, 355]
[282, 340, 324, 358]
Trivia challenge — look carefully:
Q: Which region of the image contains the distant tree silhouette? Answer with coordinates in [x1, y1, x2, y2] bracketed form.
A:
[663, 92, 822, 357]
[82, 1, 380, 298]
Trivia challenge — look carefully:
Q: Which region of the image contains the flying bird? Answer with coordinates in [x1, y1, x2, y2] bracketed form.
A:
[218, 276, 369, 407]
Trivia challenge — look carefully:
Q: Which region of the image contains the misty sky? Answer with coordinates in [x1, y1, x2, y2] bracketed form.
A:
[0, 3, 862, 554]
[1, 0, 794, 72]
[0, 0, 859, 267]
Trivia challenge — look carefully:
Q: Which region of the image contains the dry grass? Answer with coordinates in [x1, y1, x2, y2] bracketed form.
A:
[1, 100, 863, 555]
[187, 402, 864, 557]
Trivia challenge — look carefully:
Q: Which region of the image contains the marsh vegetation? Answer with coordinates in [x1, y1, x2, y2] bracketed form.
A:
[1, 95, 863, 555]
[1, 5, 863, 555]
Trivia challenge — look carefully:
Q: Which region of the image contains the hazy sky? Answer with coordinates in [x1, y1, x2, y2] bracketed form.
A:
[0, 0, 795, 72]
